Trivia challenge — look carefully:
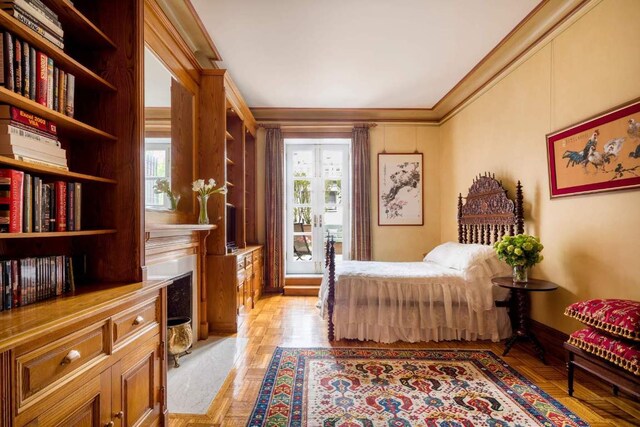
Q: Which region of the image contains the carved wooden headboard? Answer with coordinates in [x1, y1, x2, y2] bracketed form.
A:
[457, 173, 524, 245]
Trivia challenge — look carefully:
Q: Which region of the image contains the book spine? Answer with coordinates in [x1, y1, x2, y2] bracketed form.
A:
[35, 51, 47, 106]
[10, 0, 63, 37]
[3, 261, 10, 309]
[33, 176, 40, 232]
[22, 40, 29, 98]
[0, 169, 24, 232]
[66, 181, 73, 231]
[10, 259, 18, 307]
[46, 57, 53, 109]
[8, 9, 64, 49]
[52, 66, 58, 112]
[74, 182, 80, 230]
[54, 180, 65, 231]
[3, 32, 13, 91]
[28, 46, 35, 100]
[0, 122, 60, 146]
[65, 73, 74, 117]
[25, 0, 59, 22]
[13, 37, 21, 95]
[0, 105, 52, 134]
[41, 182, 49, 232]
[0, 32, 4, 86]
[48, 182, 54, 231]
[58, 70, 67, 113]
[16, 156, 68, 170]
[22, 172, 31, 232]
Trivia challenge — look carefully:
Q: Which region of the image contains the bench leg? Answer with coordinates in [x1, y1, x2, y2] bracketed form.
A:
[567, 354, 575, 397]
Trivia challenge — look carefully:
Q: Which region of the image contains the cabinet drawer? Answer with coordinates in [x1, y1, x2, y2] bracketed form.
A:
[112, 297, 159, 348]
[237, 269, 246, 285]
[17, 322, 108, 405]
[252, 251, 260, 263]
[237, 256, 246, 270]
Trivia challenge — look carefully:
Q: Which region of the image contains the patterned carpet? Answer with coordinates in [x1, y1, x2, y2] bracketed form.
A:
[247, 347, 587, 427]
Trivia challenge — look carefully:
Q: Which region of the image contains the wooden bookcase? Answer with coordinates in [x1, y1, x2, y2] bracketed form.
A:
[0, 2, 168, 426]
[199, 70, 262, 332]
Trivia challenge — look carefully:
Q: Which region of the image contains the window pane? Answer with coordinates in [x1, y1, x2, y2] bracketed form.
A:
[322, 150, 343, 178]
[145, 179, 164, 206]
[145, 150, 167, 178]
[325, 225, 343, 257]
[292, 150, 313, 177]
[293, 235, 312, 261]
[292, 207, 312, 232]
[293, 180, 312, 205]
[324, 179, 342, 210]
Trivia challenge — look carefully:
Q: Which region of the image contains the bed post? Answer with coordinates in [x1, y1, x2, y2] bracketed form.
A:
[327, 236, 336, 341]
[515, 181, 524, 234]
[325, 231, 331, 267]
[457, 193, 464, 243]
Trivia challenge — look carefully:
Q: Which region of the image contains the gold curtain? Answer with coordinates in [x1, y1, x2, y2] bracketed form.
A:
[265, 126, 285, 290]
[350, 125, 372, 260]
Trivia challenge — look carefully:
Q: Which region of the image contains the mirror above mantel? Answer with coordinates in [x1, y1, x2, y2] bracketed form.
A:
[144, 46, 195, 221]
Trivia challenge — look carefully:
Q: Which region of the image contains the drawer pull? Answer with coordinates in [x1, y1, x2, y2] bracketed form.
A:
[133, 315, 144, 325]
[105, 422, 114, 427]
[115, 411, 124, 419]
[61, 349, 81, 365]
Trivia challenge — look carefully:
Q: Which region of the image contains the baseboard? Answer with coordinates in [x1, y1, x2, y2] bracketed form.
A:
[529, 319, 569, 364]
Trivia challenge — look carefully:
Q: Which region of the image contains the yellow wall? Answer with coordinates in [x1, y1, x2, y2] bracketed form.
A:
[439, 0, 640, 334]
[370, 125, 441, 261]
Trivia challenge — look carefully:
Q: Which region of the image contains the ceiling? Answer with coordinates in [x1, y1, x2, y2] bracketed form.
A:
[144, 47, 173, 107]
[190, 0, 540, 109]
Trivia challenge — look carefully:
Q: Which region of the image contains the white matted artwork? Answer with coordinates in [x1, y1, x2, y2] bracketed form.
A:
[378, 153, 423, 226]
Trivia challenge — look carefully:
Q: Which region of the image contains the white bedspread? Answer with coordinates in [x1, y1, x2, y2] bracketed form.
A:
[319, 261, 511, 343]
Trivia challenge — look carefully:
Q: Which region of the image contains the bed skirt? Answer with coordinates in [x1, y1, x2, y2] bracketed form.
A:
[333, 307, 511, 343]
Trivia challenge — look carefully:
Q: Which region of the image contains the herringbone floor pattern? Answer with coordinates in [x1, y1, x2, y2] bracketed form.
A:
[169, 295, 640, 426]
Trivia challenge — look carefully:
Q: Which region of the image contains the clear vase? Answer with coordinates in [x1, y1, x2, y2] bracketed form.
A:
[197, 194, 209, 224]
[168, 194, 180, 211]
[513, 265, 528, 283]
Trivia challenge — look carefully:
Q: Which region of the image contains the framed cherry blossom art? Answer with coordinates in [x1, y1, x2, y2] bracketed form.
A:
[378, 153, 423, 225]
[547, 99, 640, 198]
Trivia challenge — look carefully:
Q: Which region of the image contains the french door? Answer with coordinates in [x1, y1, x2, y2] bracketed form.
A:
[285, 140, 350, 274]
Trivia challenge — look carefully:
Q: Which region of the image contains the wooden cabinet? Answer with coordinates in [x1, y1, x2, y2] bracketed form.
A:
[207, 246, 264, 332]
[0, 281, 169, 427]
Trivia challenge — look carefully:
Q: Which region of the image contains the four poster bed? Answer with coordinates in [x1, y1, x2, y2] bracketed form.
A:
[319, 173, 524, 343]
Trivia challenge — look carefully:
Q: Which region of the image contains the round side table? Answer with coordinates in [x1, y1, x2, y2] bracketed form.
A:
[492, 277, 559, 364]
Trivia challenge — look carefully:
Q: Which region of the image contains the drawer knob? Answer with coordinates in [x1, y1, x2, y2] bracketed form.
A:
[133, 315, 144, 325]
[105, 422, 114, 427]
[115, 411, 124, 419]
[61, 349, 81, 365]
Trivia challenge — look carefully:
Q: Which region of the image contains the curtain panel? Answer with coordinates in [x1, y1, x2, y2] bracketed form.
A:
[265, 127, 285, 290]
[350, 126, 372, 260]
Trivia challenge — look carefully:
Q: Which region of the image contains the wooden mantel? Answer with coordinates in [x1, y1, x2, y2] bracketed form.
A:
[145, 223, 216, 340]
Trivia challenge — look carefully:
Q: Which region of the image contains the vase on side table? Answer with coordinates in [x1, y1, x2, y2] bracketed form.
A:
[513, 265, 528, 283]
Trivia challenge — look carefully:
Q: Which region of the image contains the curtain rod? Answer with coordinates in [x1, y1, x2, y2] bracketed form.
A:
[258, 123, 377, 129]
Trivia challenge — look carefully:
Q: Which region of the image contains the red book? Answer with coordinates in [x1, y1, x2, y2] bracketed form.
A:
[54, 181, 66, 231]
[0, 169, 24, 233]
[0, 105, 57, 135]
[35, 51, 48, 106]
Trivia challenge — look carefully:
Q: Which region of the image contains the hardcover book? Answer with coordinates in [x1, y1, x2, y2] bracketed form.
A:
[65, 73, 74, 117]
[0, 104, 57, 135]
[0, 168, 24, 232]
[3, 32, 13, 91]
[13, 37, 20, 94]
[46, 57, 53, 109]
[22, 172, 30, 232]
[28, 46, 35, 99]
[21, 40, 28, 97]
[35, 51, 47, 105]
[54, 180, 65, 231]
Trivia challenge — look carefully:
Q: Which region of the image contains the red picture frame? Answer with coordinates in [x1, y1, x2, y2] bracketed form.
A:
[547, 99, 640, 198]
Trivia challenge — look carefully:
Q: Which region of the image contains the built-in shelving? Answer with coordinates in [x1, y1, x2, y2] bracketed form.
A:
[0, 157, 117, 183]
[0, 87, 117, 141]
[0, 9, 117, 91]
[43, 0, 117, 49]
[226, 131, 234, 141]
[0, 229, 117, 239]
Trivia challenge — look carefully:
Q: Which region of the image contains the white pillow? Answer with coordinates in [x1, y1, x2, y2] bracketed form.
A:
[423, 242, 496, 271]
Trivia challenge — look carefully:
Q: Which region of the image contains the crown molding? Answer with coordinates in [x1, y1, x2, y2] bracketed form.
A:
[252, 0, 590, 124]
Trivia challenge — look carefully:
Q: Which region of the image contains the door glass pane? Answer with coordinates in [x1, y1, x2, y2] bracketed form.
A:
[322, 150, 343, 178]
[293, 235, 313, 261]
[292, 151, 313, 177]
[292, 207, 312, 232]
[325, 225, 343, 257]
[324, 179, 342, 210]
[293, 180, 312, 205]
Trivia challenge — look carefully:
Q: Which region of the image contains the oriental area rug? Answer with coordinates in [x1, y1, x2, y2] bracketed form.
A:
[247, 347, 587, 427]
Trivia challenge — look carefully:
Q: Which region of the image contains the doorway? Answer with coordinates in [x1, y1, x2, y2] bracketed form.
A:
[285, 139, 350, 274]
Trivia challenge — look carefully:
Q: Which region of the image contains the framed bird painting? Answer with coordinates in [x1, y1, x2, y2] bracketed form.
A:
[546, 99, 640, 198]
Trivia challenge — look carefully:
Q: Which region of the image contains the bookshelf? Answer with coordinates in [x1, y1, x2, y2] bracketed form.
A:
[0, 1, 166, 425]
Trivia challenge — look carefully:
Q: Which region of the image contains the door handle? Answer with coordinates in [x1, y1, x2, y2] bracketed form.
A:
[319, 215, 323, 227]
[313, 215, 317, 227]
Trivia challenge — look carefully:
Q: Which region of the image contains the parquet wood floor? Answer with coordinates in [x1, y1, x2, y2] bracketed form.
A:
[168, 295, 640, 426]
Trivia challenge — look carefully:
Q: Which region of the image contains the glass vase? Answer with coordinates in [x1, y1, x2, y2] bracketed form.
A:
[513, 265, 528, 283]
[197, 194, 209, 225]
[168, 194, 180, 211]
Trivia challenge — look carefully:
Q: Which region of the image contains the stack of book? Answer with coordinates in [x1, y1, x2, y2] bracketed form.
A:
[0, 0, 64, 49]
[0, 31, 75, 117]
[0, 168, 82, 233]
[0, 254, 76, 311]
[0, 104, 66, 169]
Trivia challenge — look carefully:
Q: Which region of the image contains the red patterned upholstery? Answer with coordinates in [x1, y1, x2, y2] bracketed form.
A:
[565, 299, 640, 341]
[568, 328, 640, 375]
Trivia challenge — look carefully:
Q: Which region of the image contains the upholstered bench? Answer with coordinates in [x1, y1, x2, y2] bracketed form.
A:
[564, 299, 640, 399]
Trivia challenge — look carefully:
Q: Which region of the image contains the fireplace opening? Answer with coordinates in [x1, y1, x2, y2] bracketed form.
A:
[167, 272, 193, 323]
